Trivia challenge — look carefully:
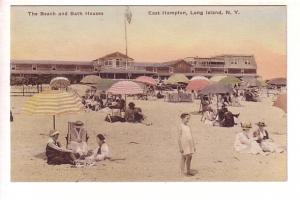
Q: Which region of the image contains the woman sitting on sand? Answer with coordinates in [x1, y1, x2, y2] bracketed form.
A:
[46, 130, 77, 165]
[234, 123, 265, 155]
[125, 102, 152, 126]
[87, 134, 110, 162]
[252, 121, 284, 153]
[202, 107, 217, 126]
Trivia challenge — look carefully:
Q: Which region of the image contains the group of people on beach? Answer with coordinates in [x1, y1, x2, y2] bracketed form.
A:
[177, 113, 284, 176]
[46, 121, 110, 167]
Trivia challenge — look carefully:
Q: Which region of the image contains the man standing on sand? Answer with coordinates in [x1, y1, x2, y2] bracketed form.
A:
[178, 113, 196, 176]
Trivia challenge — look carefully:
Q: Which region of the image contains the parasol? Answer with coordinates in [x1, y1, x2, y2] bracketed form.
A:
[165, 73, 189, 84]
[107, 81, 144, 95]
[135, 76, 157, 86]
[186, 80, 210, 92]
[50, 77, 70, 89]
[23, 90, 84, 129]
[190, 75, 209, 81]
[80, 75, 102, 84]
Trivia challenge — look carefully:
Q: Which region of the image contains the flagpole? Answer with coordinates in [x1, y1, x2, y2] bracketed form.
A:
[124, 15, 128, 72]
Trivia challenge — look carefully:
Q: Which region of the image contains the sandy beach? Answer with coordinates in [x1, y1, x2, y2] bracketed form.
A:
[11, 92, 287, 181]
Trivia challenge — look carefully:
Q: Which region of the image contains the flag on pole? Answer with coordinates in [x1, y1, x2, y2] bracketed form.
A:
[125, 6, 132, 24]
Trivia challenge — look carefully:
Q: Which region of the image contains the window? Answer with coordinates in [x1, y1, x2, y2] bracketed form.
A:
[11, 65, 16, 70]
[245, 60, 250, 65]
[52, 66, 56, 70]
[108, 60, 112, 66]
[207, 69, 211, 73]
[116, 59, 120, 67]
[32, 66, 37, 70]
[224, 69, 228, 74]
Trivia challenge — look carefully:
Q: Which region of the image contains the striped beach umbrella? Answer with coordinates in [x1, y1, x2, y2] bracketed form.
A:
[23, 90, 84, 129]
[80, 75, 102, 84]
[166, 73, 189, 84]
[107, 81, 144, 95]
[210, 75, 227, 82]
[50, 77, 70, 89]
[191, 75, 209, 81]
[186, 80, 210, 91]
[219, 76, 241, 85]
[135, 76, 157, 86]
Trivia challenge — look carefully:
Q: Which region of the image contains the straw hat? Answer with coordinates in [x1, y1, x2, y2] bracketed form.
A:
[49, 130, 60, 137]
[256, 121, 266, 127]
[241, 122, 252, 129]
[74, 120, 84, 126]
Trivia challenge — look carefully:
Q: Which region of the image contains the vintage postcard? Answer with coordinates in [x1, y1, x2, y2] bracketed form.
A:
[10, 5, 287, 181]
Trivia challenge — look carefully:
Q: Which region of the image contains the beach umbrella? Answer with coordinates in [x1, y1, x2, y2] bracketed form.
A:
[191, 75, 209, 81]
[267, 77, 287, 86]
[69, 84, 92, 97]
[199, 82, 233, 95]
[166, 73, 189, 84]
[273, 93, 287, 113]
[107, 80, 144, 95]
[50, 77, 70, 89]
[186, 80, 210, 92]
[210, 75, 227, 82]
[219, 76, 241, 85]
[242, 77, 266, 87]
[80, 75, 102, 84]
[94, 79, 119, 91]
[23, 90, 84, 129]
[135, 76, 157, 86]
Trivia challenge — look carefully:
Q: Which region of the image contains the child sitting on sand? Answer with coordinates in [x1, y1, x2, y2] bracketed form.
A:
[87, 134, 110, 162]
[178, 113, 196, 176]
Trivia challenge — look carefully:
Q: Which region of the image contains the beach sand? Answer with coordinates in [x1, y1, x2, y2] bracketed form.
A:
[11, 93, 287, 181]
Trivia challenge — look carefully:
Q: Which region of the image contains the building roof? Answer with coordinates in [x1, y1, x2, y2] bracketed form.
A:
[96, 51, 134, 61]
[212, 54, 255, 58]
[11, 60, 92, 65]
[11, 70, 97, 75]
[134, 59, 191, 68]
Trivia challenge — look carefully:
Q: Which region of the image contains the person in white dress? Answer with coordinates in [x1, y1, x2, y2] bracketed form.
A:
[202, 107, 217, 126]
[68, 121, 88, 157]
[178, 113, 196, 176]
[253, 121, 284, 153]
[87, 134, 110, 162]
[234, 122, 265, 155]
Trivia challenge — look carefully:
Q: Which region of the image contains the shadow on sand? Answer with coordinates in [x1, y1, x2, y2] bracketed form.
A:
[34, 152, 47, 160]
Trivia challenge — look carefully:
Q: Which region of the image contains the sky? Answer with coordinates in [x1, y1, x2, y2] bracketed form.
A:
[11, 6, 286, 79]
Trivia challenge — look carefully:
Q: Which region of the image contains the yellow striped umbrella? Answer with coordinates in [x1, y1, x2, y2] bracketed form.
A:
[23, 90, 84, 129]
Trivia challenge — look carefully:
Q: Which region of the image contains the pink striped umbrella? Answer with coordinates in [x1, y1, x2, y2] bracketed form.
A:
[135, 76, 157, 86]
[107, 81, 144, 95]
[186, 80, 210, 91]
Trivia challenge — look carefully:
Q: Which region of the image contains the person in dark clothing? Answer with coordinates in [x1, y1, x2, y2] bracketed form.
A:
[217, 104, 227, 122]
[220, 108, 240, 127]
[46, 130, 77, 165]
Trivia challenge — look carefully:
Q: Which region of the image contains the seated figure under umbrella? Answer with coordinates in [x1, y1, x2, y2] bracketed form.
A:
[66, 120, 89, 158]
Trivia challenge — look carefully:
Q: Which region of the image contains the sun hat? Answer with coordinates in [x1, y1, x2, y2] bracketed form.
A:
[256, 121, 266, 127]
[74, 120, 84, 126]
[241, 122, 252, 129]
[97, 134, 105, 141]
[49, 130, 60, 137]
